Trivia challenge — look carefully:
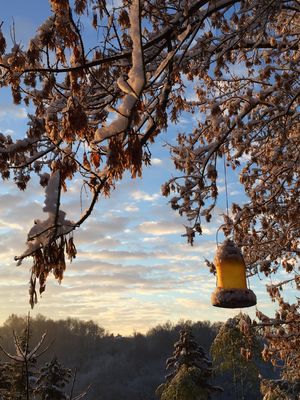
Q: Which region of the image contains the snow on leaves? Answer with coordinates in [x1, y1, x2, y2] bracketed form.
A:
[15, 171, 76, 308]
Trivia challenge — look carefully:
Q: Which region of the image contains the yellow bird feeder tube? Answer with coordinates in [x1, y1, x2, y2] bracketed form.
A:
[211, 240, 257, 308]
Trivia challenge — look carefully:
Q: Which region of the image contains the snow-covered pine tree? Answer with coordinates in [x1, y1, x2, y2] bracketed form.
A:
[156, 328, 222, 400]
[211, 314, 261, 399]
[0, 317, 41, 400]
[0, 362, 15, 399]
[34, 356, 71, 400]
[0, 315, 47, 400]
[0, 315, 89, 400]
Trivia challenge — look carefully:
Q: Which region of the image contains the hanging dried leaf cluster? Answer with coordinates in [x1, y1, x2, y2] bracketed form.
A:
[256, 295, 300, 399]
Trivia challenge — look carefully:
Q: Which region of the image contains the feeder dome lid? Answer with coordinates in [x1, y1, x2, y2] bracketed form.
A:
[214, 239, 244, 264]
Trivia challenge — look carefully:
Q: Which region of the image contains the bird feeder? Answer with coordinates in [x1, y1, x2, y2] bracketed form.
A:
[211, 239, 257, 308]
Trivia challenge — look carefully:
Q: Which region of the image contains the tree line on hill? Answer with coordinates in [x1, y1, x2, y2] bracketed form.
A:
[0, 314, 282, 399]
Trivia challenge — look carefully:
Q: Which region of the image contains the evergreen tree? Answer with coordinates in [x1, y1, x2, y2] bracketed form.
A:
[0, 315, 88, 400]
[156, 328, 222, 400]
[0, 362, 15, 399]
[211, 314, 261, 400]
[34, 356, 71, 399]
[0, 316, 42, 399]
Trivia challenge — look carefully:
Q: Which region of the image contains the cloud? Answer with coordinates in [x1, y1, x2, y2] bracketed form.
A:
[2, 129, 14, 135]
[138, 220, 183, 235]
[131, 190, 160, 202]
[151, 158, 163, 166]
[137, 219, 215, 239]
[76, 216, 130, 243]
[238, 153, 251, 163]
[124, 205, 139, 212]
[0, 219, 24, 231]
[143, 237, 161, 242]
[0, 105, 27, 120]
[80, 249, 152, 261]
[175, 298, 209, 309]
[229, 190, 242, 196]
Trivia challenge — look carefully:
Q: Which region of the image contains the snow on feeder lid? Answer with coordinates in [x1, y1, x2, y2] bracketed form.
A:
[211, 239, 257, 308]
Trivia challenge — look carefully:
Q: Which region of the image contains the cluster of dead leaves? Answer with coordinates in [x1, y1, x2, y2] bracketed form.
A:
[29, 236, 77, 308]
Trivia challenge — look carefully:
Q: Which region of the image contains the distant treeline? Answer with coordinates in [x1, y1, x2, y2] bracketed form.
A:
[0, 314, 275, 399]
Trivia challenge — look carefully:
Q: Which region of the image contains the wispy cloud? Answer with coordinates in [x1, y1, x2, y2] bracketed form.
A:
[151, 158, 163, 165]
[131, 190, 160, 202]
[138, 220, 183, 235]
[124, 205, 139, 212]
[0, 105, 27, 120]
[0, 219, 24, 231]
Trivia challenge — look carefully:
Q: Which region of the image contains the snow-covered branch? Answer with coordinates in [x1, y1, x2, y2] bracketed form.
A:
[94, 0, 145, 142]
[16, 171, 74, 263]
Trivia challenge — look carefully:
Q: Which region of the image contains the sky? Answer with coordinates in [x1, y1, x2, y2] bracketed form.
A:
[0, 0, 293, 336]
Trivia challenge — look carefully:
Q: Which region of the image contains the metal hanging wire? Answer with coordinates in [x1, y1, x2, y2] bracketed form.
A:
[223, 153, 229, 218]
[216, 153, 230, 245]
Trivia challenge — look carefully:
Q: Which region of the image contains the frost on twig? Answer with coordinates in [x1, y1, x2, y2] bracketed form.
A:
[0, 315, 47, 364]
[94, 0, 145, 142]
